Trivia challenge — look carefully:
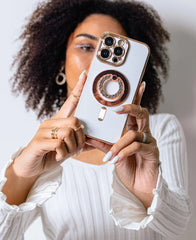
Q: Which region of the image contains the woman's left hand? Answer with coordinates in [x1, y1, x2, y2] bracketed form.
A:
[86, 82, 160, 208]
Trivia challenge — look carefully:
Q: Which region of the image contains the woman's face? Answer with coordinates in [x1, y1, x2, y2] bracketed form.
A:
[65, 14, 127, 96]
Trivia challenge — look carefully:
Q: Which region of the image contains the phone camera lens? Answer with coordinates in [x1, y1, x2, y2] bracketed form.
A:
[114, 46, 124, 57]
[100, 48, 110, 59]
[112, 57, 118, 63]
[104, 37, 114, 47]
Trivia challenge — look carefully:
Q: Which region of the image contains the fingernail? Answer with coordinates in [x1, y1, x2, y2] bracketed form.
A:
[56, 158, 63, 162]
[113, 105, 124, 112]
[110, 155, 119, 164]
[141, 81, 146, 92]
[102, 151, 113, 162]
[56, 155, 63, 162]
[79, 70, 87, 81]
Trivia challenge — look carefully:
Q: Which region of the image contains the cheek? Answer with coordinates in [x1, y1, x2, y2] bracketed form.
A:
[65, 49, 93, 89]
[73, 54, 87, 72]
[65, 50, 82, 90]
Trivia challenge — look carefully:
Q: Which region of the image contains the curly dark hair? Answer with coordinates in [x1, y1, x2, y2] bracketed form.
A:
[11, 0, 170, 119]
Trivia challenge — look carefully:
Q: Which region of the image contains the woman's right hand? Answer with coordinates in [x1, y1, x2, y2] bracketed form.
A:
[12, 70, 87, 179]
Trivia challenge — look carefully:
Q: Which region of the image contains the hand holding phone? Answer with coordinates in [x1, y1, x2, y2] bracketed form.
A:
[75, 32, 150, 144]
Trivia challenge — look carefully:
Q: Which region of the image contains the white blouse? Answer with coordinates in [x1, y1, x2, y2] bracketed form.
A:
[0, 113, 192, 240]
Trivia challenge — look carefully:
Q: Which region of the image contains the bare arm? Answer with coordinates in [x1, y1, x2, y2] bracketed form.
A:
[2, 159, 38, 205]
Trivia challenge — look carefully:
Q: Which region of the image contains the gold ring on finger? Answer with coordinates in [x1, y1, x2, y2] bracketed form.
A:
[74, 124, 84, 132]
[71, 92, 80, 100]
[51, 127, 59, 139]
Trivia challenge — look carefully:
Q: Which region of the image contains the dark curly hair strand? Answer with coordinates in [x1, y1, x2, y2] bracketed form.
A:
[11, 0, 170, 119]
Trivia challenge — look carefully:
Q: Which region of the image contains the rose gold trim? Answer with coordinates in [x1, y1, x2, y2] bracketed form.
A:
[92, 70, 129, 106]
[131, 46, 150, 105]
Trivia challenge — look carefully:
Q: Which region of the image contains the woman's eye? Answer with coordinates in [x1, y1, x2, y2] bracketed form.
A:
[76, 44, 95, 52]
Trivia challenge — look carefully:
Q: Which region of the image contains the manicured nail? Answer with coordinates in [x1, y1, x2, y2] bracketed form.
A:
[79, 70, 87, 81]
[56, 156, 63, 162]
[110, 155, 119, 164]
[113, 105, 124, 112]
[103, 151, 113, 162]
[141, 81, 146, 92]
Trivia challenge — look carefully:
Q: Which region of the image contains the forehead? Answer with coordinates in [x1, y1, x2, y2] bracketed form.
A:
[72, 14, 127, 38]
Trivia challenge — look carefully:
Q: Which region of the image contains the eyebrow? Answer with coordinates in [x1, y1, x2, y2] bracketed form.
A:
[75, 33, 98, 41]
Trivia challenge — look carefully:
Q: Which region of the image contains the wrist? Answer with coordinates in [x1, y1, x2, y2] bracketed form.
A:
[12, 154, 41, 179]
[8, 161, 39, 186]
[133, 167, 159, 209]
[2, 162, 39, 205]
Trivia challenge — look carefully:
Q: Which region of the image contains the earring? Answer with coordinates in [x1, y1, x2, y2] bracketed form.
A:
[56, 66, 66, 85]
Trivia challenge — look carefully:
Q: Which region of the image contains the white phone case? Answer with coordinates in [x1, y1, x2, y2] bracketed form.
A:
[75, 32, 150, 144]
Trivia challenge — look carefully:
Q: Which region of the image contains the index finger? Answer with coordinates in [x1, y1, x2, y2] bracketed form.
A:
[116, 104, 150, 132]
[53, 70, 87, 119]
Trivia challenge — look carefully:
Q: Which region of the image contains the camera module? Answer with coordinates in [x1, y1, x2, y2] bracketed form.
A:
[104, 36, 114, 47]
[100, 48, 111, 59]
[114, 46, 124, 57]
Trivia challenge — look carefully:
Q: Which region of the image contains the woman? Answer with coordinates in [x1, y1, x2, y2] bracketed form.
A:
[0, 0, 191, 239]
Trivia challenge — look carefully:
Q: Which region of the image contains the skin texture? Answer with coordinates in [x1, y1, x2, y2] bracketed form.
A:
[2, 14, 159, 208]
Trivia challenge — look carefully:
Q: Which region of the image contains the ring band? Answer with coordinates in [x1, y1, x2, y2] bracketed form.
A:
[142, 132, 147, 143]
[51, 127, 59, 139]
[74, 124, 84, 132]
[71, 92, 80, 100]
[138, 131, 147, 143]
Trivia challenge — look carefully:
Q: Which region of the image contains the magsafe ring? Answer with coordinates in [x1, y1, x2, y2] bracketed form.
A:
[92, 70, 129, 106]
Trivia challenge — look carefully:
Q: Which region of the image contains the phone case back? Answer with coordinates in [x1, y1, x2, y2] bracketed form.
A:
[75, 33, 150, 143]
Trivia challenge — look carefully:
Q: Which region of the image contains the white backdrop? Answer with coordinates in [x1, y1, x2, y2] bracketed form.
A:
[0, 0, 195, 239]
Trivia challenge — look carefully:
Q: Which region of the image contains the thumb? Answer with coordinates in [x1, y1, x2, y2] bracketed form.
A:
[53, 70, 87, 119]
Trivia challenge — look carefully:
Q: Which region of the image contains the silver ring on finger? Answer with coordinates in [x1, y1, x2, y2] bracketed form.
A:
[138, 131, 147, 143]
[51, 127, 59, 139]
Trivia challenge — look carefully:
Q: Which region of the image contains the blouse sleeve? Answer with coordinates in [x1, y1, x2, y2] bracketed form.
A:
[0, 148, 63, 240]
[109, 114, 192, 238]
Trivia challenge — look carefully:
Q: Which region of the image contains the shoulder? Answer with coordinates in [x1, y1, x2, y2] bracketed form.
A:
[149, 113, 184, 141]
